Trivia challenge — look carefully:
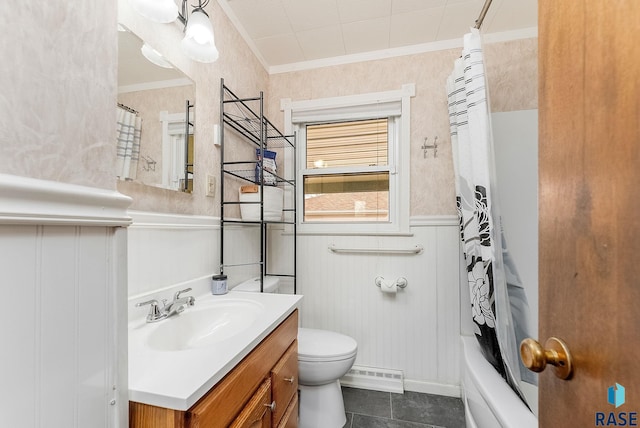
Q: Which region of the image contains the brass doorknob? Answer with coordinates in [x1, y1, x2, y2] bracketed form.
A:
[520, 337, 573, 380]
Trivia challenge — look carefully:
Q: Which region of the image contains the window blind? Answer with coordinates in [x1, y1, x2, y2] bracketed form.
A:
[306, 119, 388, 168]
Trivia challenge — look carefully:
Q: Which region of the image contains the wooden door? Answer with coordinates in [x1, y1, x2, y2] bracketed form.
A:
[538, 0, 640, 426]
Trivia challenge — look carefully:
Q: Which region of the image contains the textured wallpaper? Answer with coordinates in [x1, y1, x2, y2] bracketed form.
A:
[117, 0, 269, 216]
[268, 37, 538, 216]
[484, 38, 538, 113]
[5, 0, 536, 215]
[0, 2, 118, 189]
[117, 0, 537, 217]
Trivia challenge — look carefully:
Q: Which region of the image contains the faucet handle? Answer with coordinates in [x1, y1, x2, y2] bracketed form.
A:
[173, 287, 193, 301]
[135, 299, 159, 308]
[136, 299, 168, 323]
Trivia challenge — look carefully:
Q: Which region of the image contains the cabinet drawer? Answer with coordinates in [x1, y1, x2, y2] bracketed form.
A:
[277, 393, 298, 428]
[271, 340, 298, 426]
[230, 379, 272, 428]
[188, 311, 298, 427]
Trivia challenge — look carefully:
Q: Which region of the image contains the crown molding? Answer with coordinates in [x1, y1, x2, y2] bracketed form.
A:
[268, 27, 537, 74]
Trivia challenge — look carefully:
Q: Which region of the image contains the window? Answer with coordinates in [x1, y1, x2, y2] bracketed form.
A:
[282, 84, 415, 234]
[303, 118, 391, 222]
[160, 111, 194, 192]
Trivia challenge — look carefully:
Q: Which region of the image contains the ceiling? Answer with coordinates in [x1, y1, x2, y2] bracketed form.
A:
[117, 0, 537, 85]
[217, 0, 537, 71]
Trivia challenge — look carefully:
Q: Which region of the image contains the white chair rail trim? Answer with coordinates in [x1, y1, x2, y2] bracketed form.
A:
[0, 173, 132, 226]
[410, 215, 459, 227]
[128, 210, 218, 229]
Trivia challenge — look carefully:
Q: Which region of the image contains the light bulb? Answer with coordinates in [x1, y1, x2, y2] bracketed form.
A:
[181, 8, 219, 63]
[185, 9, 214, 44]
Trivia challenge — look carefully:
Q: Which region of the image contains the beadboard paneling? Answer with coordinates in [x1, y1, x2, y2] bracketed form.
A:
[222, 225, 263, 287]
[126, 213, 265, 323]
[127, 213, 462, 395]
[435, 225, 462, 385]
[0, 225, 122, 428]
[0, 175, 129, 428]
[294, 221, 461, 394]
[127, 211, 219, 298]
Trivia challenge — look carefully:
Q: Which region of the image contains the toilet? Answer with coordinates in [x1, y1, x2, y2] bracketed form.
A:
[234, 277, 358, 427]
[297, 328, 358, 428]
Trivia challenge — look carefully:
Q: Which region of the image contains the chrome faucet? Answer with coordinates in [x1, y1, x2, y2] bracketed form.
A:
[165, 288, 196, 317]
[136, 288, 196, 323]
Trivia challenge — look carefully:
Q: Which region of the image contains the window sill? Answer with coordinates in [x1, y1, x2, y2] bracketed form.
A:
[294, 224, 413, 237]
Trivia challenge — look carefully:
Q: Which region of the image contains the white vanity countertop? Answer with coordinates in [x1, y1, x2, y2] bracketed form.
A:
[128, 291, 303, 410]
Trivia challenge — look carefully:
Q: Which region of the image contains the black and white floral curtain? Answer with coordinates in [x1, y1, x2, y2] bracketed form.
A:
[446, 28, 531, 401]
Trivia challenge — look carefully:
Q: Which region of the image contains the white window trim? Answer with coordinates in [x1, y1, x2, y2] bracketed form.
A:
[160, 111, 194, 191]
[281, 84, 415, 235]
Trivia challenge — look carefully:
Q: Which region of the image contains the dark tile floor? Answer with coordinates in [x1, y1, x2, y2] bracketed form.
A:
[341, 387, 466, 428]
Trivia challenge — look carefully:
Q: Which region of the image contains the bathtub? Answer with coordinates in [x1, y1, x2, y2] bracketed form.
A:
[461, 336, 538, 428]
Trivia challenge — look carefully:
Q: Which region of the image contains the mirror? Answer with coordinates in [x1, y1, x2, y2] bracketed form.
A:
[117, 26, 195, 192]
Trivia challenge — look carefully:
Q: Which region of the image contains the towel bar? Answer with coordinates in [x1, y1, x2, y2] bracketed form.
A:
[328, 244, 423, 255]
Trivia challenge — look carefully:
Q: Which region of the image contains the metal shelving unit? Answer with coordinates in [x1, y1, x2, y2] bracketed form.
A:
[219, 79, 296, 293]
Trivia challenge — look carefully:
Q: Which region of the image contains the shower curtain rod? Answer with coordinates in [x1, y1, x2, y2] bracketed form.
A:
[474, 0, 493, 29]
[117, 102, 139, 115]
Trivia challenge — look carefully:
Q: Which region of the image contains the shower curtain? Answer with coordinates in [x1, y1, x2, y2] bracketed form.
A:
[116, 106, 142, 181]
[446, 28, 534, 402]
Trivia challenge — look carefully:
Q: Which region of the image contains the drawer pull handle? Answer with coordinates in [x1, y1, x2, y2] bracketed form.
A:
[284, 376, 295, 384]
[264, 401, 276, 412]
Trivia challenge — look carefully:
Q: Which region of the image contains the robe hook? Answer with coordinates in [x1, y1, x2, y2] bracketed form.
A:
[421, 136, 438, 158]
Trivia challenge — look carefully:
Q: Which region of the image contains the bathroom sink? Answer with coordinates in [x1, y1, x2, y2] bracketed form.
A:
[145, 298, 265, 352]
[129, 290, 303, 410]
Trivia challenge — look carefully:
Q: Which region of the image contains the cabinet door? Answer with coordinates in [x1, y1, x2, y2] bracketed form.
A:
[230, 379, 273, 428]
[270, 341, 298, 427]
[188, 312, 298, 427]
[276, 394, 298, 428]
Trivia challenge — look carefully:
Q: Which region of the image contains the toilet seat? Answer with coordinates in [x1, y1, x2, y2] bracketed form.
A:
[298, 328, 358, 362]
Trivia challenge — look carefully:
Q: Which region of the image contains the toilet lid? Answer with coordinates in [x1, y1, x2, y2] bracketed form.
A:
[233, 276, 279, 293]
[297, 328, 358, 362]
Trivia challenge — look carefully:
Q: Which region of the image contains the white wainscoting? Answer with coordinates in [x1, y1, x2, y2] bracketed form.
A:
[126, 211, 463, 396]
[0, 174, 130, 428]
[127, 211, 219, 299]
[291, 216, 462, 396]
[126, 213, 268, 323]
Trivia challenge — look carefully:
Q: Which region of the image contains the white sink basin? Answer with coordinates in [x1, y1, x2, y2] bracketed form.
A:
[145, 299, 264, 352]
[128, 290, 303, 410]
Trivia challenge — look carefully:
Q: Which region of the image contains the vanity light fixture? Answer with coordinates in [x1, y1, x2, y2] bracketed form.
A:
[128, 0, 219, 64]
[178, 0, 219, 63]
[141, 43, 175, 68]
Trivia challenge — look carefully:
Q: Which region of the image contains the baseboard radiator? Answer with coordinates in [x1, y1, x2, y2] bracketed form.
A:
[340, 365, 404, 393]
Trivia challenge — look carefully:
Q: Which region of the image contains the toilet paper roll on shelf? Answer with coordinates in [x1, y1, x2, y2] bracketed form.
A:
[375, 276, 408, 294]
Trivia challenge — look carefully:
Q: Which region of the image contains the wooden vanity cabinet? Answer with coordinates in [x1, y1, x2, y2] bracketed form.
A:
[276, 394, 298, 428]
[129, 310, 299, 428]
[229, 379, 272, 428]
[270, 342, 298, 427]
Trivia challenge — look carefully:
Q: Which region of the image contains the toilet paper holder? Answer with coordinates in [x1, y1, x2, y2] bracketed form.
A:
[375, 276, 408, 289]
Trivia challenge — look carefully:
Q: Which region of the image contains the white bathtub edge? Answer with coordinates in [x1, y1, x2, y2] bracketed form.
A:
[461, 336, 538, 428]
